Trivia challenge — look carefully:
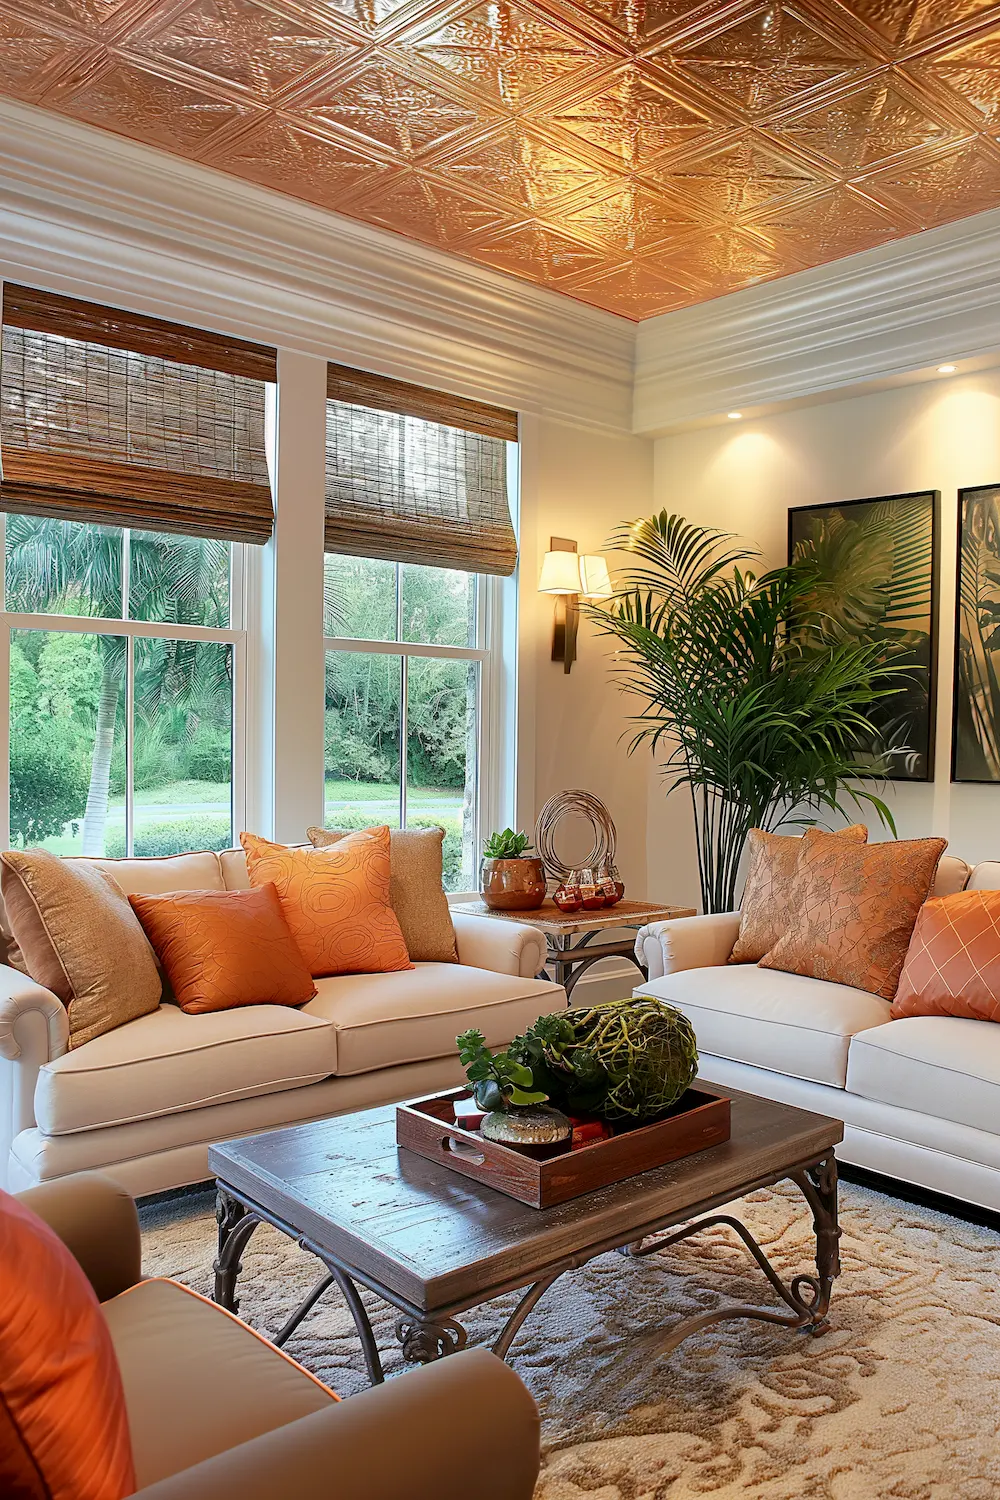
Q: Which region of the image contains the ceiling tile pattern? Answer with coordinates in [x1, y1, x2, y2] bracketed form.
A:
[5, 0, 1000, 317]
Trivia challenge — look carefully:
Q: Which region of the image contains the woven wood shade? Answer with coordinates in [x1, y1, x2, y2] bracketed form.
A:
[325, 366, 517, 577]
[0, 286, 275, 545]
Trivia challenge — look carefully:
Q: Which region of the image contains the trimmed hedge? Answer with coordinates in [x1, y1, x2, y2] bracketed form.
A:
[106, 815, 232, 859]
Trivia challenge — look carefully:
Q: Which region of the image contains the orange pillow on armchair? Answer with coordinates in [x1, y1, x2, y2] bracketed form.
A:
[240, 827, 413, 979]
[129, 883, 317, 1014]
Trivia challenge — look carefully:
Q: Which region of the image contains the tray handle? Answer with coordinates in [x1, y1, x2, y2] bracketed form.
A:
[441, 1134, 487, 1167]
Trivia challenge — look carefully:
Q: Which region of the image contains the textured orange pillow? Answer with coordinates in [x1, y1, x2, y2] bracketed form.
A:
[0, 1188, 135, 1500]
[730, 824, 868, 964]
[759, 830, 947, 999]
[892, 890, 1000, 1021]
[240, 828, 413, 979]
[129, 884, 317, 1014]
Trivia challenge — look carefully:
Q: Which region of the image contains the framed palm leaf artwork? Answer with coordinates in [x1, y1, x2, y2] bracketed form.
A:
[954, 484, 1000, 781]
[788, 491, 939, 782]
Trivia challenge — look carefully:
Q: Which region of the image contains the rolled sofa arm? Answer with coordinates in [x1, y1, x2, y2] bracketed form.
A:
[16, 1170, 142, 1304]
[0, 964, 68, 1062]
[133, 1349, 541, 1500]
[452, 912, 545, 979]
[635, 912, 742, 983]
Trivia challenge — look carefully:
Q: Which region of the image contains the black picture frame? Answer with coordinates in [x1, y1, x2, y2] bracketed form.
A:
[787, 489, 940, 783]
[953, 483, 1000, 783]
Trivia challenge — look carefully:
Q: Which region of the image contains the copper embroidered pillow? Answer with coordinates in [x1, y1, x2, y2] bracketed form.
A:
[129, 884, 317, 1014]
[307, 825, 458, 963]
[0, 1188, 136, 1500]
[892, 890, 1000, 1021]
[0, 847, 161, 1048]
[240, 828, 413, 979]
[730, 824, 869, 964]
[759, 831, 947, 1000]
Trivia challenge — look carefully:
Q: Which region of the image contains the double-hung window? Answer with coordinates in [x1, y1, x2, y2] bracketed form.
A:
[0, 284, 276, 857]
[322, 365, 518, 893]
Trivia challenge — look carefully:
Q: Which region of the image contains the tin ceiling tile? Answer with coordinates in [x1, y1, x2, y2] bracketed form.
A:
[669, 3, 877, 116]
[297, 59, 485, 154]
[546, 63, 721, 167]
[5, 0, 1000, 315]
[772, 75, 970, 169]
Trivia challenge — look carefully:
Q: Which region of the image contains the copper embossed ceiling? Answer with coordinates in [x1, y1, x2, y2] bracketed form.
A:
[5, 1, 1000, 318]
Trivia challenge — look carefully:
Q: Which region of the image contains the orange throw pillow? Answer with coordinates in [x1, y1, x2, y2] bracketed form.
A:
[129, 884, 317, 1014]
[892, 890, 1000, 1022]
[730, 824, 868, 964]
[759, 829, 947, 999]
[0, 1188, 136, 1500]
[240, 828, 413, 979]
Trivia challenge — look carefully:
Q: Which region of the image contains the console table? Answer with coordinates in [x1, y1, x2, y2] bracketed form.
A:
[449, 898, 695, 998]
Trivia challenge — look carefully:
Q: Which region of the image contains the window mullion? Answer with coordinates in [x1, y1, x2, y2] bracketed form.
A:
[399, 653, 408, 831]
[125, 635, 135, 858]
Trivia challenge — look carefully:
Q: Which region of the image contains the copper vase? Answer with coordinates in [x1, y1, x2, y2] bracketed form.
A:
[480, 857, 547, 912]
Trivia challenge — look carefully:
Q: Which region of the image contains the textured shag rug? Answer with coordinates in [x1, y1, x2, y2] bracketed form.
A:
[140, 1179, 1000, 1498]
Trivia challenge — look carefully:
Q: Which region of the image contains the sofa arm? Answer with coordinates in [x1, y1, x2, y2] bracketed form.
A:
[0, 964, 68, 1063]
[635, 912, 741, 982]
[453, 912, 545, 979]
[133, 1349, 540, 1500]
[16, 1171, 142, 1303]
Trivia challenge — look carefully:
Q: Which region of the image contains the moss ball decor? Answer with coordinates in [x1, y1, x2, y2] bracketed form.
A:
[559, 996, 699, 1120]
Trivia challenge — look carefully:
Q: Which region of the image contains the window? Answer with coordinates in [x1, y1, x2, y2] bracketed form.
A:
[2, 514, 245, 857]
[323, 556, 490, 893]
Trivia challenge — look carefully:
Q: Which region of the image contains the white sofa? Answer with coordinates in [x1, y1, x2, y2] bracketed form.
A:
[0, 848, 566, 1195]
[633, 853, 1000, 1213]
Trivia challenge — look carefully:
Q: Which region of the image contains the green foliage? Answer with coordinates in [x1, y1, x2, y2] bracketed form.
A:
[956, 489, 1000, 779]
[483, 828, 533, 859]
[106, 815, 233, 858]
[8, 641, 90, 847]
[457, 998, 700, 1122]
[588, 512, 906, 913]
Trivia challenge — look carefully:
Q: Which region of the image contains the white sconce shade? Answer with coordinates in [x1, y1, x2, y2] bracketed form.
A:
[578, 554, 613, 598]
[538, 549, 583, 594]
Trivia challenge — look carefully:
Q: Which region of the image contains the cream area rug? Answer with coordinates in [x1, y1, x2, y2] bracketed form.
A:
[140, 1179, 1000, 1498]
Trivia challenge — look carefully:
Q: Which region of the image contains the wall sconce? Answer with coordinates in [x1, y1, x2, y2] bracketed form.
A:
[538, 536, 613, 673]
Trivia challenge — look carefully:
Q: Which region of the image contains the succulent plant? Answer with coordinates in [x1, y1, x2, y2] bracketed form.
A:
[482, 828, 534, 859]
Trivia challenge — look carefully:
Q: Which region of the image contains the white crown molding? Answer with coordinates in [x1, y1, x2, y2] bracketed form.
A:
[0, 98, 635, 434]
[634, 208, 1000, 436]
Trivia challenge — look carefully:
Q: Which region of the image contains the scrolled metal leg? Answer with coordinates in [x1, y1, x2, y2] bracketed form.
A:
[395, 1314, 468, 1365]
[492, 1271, 562, 1360]
[790, 1155, 841, 1335]
[213, 1188, 261, 1313]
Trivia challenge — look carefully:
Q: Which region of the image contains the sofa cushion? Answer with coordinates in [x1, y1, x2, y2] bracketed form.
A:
[103, 1278, 334, 1491]
[846, 1016, 1000, 1136]
[78, 851, 226, 896]
[730, 824, 867, 965]
[35, 1003, 337, 1135]
[309, 825, 458, 964]
[305, 963, 562, 1076]
[967, 860, 1000, 892]
[638, 964, 891, 1088]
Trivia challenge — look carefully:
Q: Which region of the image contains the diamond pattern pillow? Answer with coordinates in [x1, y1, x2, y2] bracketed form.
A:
[759, 830, 947, 1000]
[730, 824, 868, 964]
[892, 890, 1000, 1021]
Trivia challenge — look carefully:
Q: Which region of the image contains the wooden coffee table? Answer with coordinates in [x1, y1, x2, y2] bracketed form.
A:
[209, 1088, 843, 1385]
[449, 898, 696, 997]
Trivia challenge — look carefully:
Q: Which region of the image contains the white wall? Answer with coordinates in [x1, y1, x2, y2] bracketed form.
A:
[651, 369, 1000, 903]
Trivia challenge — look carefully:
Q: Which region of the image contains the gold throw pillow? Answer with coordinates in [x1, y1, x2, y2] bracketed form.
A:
[1, 849, 162, 1048]
[307, 825, 458, 964]
[759, 830, 948, 1000]
[730, 825, 868, 964]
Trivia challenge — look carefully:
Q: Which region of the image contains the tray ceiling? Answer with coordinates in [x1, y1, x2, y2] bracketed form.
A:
[3, 1, 1000, 320]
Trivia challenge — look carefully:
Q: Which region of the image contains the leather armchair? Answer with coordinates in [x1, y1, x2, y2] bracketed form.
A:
[19, 1172, 541, 1500]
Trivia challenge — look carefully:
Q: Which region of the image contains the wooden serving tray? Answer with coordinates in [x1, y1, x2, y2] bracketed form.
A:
[396, 1086, 731, 1209]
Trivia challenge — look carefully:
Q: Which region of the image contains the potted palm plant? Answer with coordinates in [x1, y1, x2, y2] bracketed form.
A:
[589, 513, 906, 913]
[480, 828, 547, 911]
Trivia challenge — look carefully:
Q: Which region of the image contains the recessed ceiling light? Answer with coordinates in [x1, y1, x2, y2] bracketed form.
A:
[938, 364, 956, 374]
[727, 411, 743, 420]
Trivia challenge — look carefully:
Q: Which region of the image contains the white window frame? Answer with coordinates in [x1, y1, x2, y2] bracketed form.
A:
[0, 513, 248, 854]
[323, 565, 501, 899]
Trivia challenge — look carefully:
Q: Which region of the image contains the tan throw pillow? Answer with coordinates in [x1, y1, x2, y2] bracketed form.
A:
[759, 830, 948, 1000]
[307, 826, 458, 964]
[730, 825, 869, 964]
[0, 849, 162, 1049]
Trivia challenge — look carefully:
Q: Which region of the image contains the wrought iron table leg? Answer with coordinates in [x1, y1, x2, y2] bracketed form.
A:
[395, 1314, 468, 1366]
[789, 1155, 841, 1335]
[213, 1188, 261, 1314]
[272, 1271, 336, 1349]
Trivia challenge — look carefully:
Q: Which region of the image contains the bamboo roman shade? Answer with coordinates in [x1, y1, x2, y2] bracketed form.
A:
[325, 361, 518, 577]
[0, 284, 277, 545]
